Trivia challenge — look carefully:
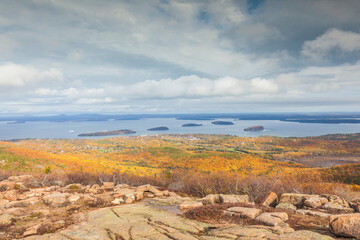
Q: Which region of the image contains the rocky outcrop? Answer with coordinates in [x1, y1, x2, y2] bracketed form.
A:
[0, 175, 356, 240]
[329, 213, 360, 238]
[224, 206, 262, 219]
[21, 203, 336, 240]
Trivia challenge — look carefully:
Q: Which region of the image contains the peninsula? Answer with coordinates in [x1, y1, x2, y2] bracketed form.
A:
[78, 129, 136, 137]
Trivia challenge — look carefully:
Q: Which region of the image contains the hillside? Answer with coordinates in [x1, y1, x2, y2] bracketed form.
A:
[0, 134, 360, 185]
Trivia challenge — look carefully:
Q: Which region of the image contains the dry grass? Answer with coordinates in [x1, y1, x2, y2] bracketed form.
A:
[184, 203, 260, 224]
[4, 170, 360, 203]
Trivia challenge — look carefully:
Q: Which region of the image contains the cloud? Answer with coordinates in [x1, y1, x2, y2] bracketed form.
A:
[276, 61, 360, 93]
[0, 63, 63, 88]
[123, 75, 280, 99]
[1, 1, 360, 114]
[75, 97, 113, 104]
[302, 28, 360, 60]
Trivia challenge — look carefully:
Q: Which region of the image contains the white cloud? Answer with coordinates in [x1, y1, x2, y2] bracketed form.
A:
[0, 63, 62, 88]
[251, 78, 279, 93]
[275, 61, 360, 93]
[75, 97, 113, 104]
[125, 75, 279, 99]
[302, 28, 360, 60]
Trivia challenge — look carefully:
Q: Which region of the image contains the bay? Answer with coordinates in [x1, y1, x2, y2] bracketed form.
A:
[1, 118, 360, 140]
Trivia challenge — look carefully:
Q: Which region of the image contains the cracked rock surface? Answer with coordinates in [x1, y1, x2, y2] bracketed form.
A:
[21, 202, 335, 240]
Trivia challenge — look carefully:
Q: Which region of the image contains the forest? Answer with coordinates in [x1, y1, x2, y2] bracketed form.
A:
[0, 134, 359, 188]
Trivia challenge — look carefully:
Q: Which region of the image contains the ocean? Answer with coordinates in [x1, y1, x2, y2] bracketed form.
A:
[1, 118, 360, 140]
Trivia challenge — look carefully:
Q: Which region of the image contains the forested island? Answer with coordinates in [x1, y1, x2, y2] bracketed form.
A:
[244, 125, 264, 131]
[78, 129, 136, 137]
[211, 121, 234, 125]
[182, 123, 203, 127]
[147, 126, 169, 131]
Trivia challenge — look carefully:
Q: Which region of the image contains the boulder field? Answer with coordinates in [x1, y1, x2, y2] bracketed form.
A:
[0, 175, 359, 239]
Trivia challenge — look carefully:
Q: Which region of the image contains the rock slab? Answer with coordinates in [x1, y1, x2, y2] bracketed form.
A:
[329, 213, 360, 239]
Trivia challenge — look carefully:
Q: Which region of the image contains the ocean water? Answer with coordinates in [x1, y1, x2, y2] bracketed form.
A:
[1, 118, 360, 140]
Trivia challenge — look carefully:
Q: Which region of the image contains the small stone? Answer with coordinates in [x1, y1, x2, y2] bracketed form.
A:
[0, 181, 19, 191]
[5, 199, 30, 208]
[225, 207, 262, 219]
[111, 198, 124, 205]
[89, 184, 104, 194]
[324, 195, 350, 208]
[101, 182, 115, 191]
[68, 195, 81, 204]
[304, 196, 328, 208]
[276, 203, 297, 211]
[255, 212, 288, 226]
[279, 193, 313, 207]
[114, 184, 129, 190]
[322, 202, 354, 212]
[6, 207, 26, 216]
[144, 192, 155, 198]
[134, 191, 144, 201]
[136, 184, 151, 192]
[4, 190, 18, 201]
[43, 193, 68, 207]
[23, 223, 42, 237]
[162, 190, 170, 197]
[179, 201, 203, 209]
[330, 213, 360, 239]
[219, 194, 249, 204]
[349, 201, 360, 212]
[296, 209, 331, 219]
[113, 188, 135, 197]
[124, 194, 135, 204]
[0, 213, 13, 227]
[261, 192, 278, 207]
[200, 194, 221, 205]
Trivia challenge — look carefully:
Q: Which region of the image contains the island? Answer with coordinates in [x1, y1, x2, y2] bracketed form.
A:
[147, 126, 169, 131]
[244, 125, 264, 132]
[211, 121, 234, 125]
[182, 123, 203, 127]
[78, 129, 136, 137]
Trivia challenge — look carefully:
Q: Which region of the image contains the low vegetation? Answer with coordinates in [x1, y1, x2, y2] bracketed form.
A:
[0, 134, 359, 201]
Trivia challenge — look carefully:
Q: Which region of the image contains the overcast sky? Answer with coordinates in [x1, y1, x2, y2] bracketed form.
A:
[1, 0, 360, 115]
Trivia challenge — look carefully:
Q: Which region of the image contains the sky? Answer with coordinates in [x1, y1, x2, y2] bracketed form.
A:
[1, 0, 360, 115]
